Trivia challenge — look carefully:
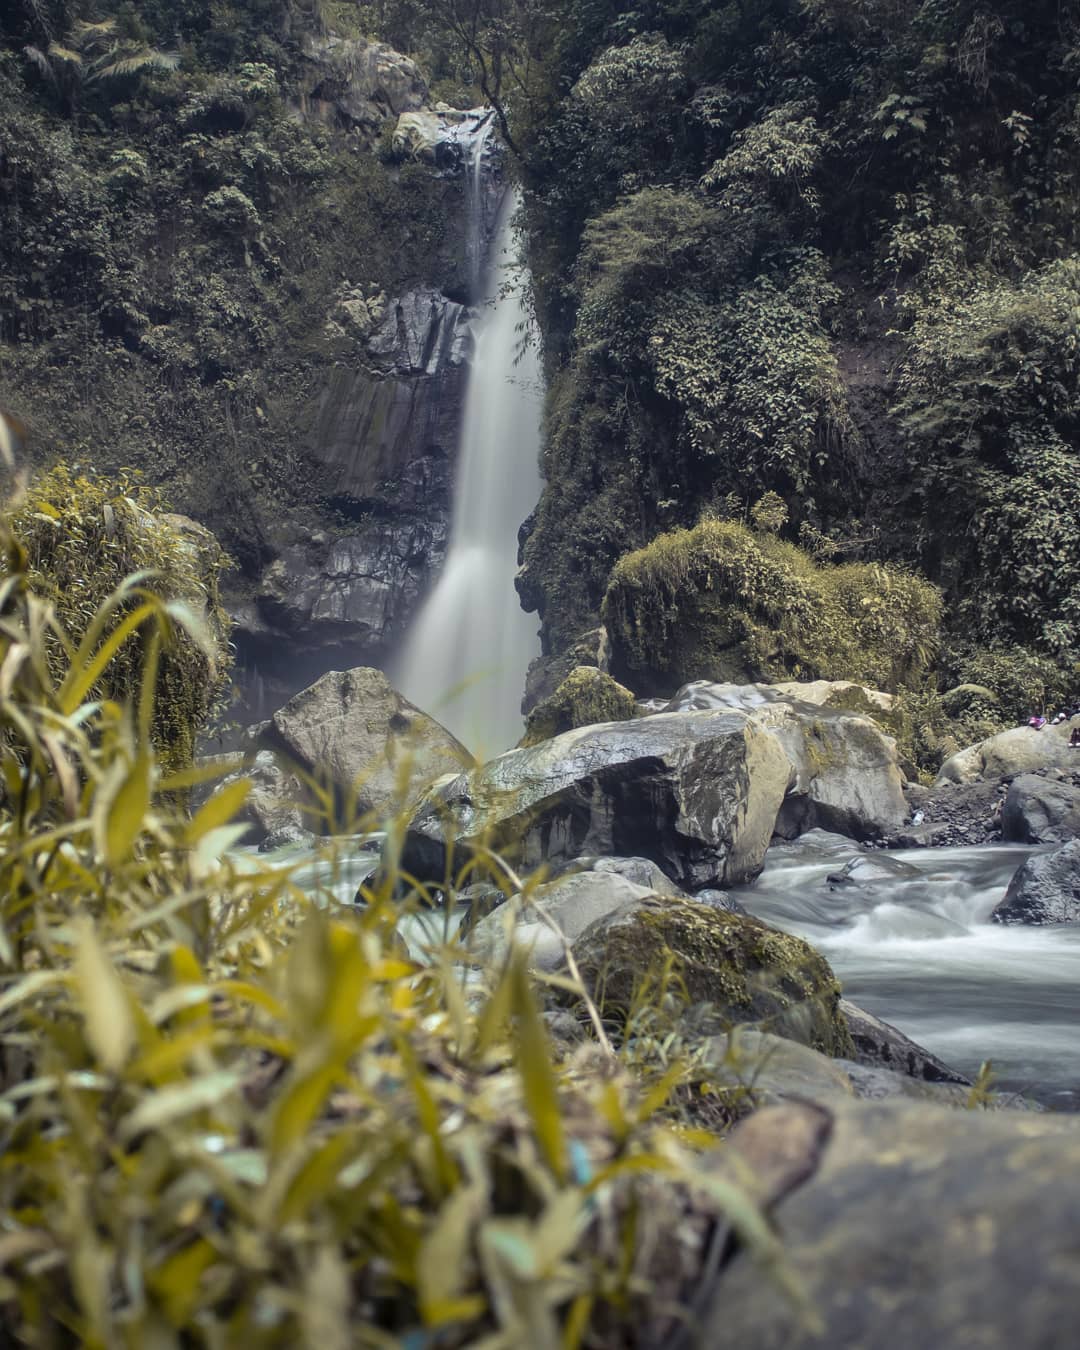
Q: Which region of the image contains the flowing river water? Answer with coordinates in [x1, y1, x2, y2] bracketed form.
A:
[730, 835, 1080, 1109]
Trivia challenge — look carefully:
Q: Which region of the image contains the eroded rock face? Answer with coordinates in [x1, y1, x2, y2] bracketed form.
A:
[265, 667, 473, 827]
[401, 710, 794, 890]
[840, 998, 970, 1084]
[705, 1099, 1080, 1350]
[1001, 773, 1080, 843]
[295, 36, 427, 134]
[992, 840, 1080, 925]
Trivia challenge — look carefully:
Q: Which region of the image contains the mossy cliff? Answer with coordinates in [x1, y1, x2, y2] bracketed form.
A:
[602, 515, 942, 698]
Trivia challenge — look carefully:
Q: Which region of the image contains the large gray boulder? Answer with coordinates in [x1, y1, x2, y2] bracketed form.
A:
[938, 723, 1078, 784]
[662, 682, 907, 840]
[992, 840, 1080, 925]
[1001, 773, 1080, 842]
[840, 998, 970, 1084]
[398, 710, 793, 890]
[264, 667, 472, 829]
[702, 1099, 1080, 1350]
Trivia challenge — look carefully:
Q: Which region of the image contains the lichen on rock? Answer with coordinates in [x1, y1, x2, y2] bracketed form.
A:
[520, 665, 637, 746]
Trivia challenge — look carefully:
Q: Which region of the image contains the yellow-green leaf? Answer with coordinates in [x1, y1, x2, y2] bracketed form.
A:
[73, 920, 135, 1074]
[94, 751, 152, 868]
[186, 779, 252, 845]
[510, 958, 566, 1181]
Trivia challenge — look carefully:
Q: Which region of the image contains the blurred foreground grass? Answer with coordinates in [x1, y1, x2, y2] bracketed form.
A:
[0, 436, 796, 1348]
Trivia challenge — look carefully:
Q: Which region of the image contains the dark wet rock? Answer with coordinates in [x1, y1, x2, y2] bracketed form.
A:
[1001, 773, 1080, 843]
[399, 710, 793, 891]
[257, 823, 318, 853]
[835, 1061, 1038, 1110]
[572, 896, 854, 1057]
[264, 667, 472, 828]
[826, 854, 922, 888]
[992, 840, 1080, 925]
[840, 998, 971, 1084]
[703, 1098, 1080, 1350]
[693, 888, 747, 914]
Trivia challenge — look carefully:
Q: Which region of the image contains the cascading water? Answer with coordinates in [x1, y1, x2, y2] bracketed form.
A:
[394, 171, 543, 756]
[730, 835, 1080, 1109]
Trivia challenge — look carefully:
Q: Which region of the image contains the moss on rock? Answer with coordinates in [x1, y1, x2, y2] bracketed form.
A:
[572, 896, 854, 1058]
[520, 665, 637, 747]
[602, 516, 942, 698]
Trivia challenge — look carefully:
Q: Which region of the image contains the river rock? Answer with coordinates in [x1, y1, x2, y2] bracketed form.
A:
[546, 855, 688, 896]
[571, 895, 854, 1056]
[702, 1029, 856, 1109]
[661, 682, 907, 840]
[520, 666, 637, 747]
[399, 709, 793, 890]
[226, 748, 304, 843]
[826, 854, 922, 888]
[264, 667, 473, 829]
[467, 871, 658, 970]
[937, 723, 1078, 784]
[1001, 773, 1080, 842]
[992, 840, 1080, 925]
[295, 35, 427, 134]
[702, 1098, 1080, 1349]
[840, 998, 971, 1083]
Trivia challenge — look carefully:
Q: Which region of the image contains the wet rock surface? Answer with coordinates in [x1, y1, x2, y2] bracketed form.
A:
[840, 998, 971, 1084]
[1001, 772, 1080, 843]
[992, 839, 1080, 925]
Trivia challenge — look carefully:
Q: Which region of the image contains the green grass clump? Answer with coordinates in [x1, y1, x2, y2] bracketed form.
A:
[0, 457, 794, 1347]
[602, 512, 942, 697]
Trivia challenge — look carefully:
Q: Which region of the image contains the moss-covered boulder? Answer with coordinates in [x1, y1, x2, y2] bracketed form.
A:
[520, 665, 637, 746]
[571, 895, 854, 1057]
[601, 518, 942, 697]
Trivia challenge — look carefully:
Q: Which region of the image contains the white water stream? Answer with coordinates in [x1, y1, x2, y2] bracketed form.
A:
[730, 836, 1080, 1109]
[394, 180, 543, 757]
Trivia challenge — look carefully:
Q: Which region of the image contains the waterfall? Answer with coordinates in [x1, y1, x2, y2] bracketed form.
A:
[394, 185, 543, 757]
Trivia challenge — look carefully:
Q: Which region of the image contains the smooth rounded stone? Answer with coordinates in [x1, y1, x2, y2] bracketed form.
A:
[702, 1099, 1080, 1350]
[257, 823, 317, 854]
[570, 896, 854, 1057]
[938, 723, 1078, 785]
[397, 709, 793, 890]
[992, 839, 1080, 925]
[840, 998, 971, 1084]
[547, 855, 688, 896]
[825, 853, 922, 888]
[693, 888, 747, 914]
[1001, 773, 1080, 843]
[465, 872, 661, 971]
[264, 667, 473, 829]
[703, 1030, 855, 1108]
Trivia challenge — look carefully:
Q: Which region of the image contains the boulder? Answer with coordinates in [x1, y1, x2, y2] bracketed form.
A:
[520, 666, 637, 747]
[391, 106, 496, 170]
[835, 1061, 1035, 1110]
[992, 840, 1080, 925]
[570, 895, 854, 1057]
[467, 871, 657, 971]
[702, 1029, 856, 1109]
[264, 668, 473, 829]
[399, 709, 793, 890]
[547, 855, 687, 896]
[226, 748, 304, 844]
[702, 1099, 1080, 1349]
[840, 998, 971, 1084]
[937, 723, 1078, 784]
[1001, 773, 1080, 843]
[826, 855, 922, 888]
[662, 682, 907, 840]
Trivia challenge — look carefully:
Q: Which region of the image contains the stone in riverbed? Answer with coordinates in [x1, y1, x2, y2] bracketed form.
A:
[937, 722, 1079, 784]
[840, 998, 970, 1084]
[991, 839, 1080, 925]
[1001, 773, 1080, 843]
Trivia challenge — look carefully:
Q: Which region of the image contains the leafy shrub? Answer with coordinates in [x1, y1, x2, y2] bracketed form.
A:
[0, 479, 791, 1347]
[9, 465, 230, 769]
[603, 509, 942, 695]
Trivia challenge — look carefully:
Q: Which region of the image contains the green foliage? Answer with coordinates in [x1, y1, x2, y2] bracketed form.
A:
[0, 495, 794, 1347]
[602, 509, 942, 695]
[9, 463, 231, 769]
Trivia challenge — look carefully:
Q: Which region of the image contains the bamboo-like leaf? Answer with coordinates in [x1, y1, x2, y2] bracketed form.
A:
[270, 1062, 341, 1158]
[73, 919, 135, 1073]
[148, 1238, 216, 1324]
[418, 1183, 485, 1321]
[94, 750, 152, 868]
[61, 599, 160, 714]
[186, 779, 251, 845]
[510, 957, 566, 1181]
[301, 1245, 350, 1350]
[118, 1070, 243, 1142]
[40, 732, 79, 820]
